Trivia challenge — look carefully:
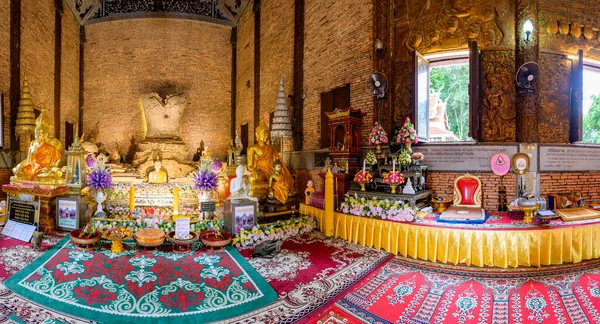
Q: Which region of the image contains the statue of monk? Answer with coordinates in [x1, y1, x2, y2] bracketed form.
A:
[148, 159, 168, 183]
[13, 110, 63, 181]
[247, 119, 294, 204]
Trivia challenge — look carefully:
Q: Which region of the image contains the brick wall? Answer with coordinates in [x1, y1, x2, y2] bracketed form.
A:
[295, 169, 324, 195]
[60, 3, 80, 145]
[236, 0, 255, 144]
[427, 172, 518, 211]
[21, 0, 55, 128]
[0, 0, 9, 148]
[303, 0, 374, 150]
[259, 0, 294, 125]
[83, 18, 232, 158]
[540, 172, 600, 204]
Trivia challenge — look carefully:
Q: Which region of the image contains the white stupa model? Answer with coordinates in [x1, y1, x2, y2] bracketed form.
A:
[403, 178, 416, 194]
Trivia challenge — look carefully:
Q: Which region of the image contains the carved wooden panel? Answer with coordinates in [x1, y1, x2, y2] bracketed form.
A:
[392, 58, 413, 123]
[538, 53, 570, 143]
[480, 50, 516, 142]
[374, 0, 392, 131]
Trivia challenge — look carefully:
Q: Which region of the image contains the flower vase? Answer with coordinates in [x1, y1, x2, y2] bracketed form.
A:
[403, 141, 412, 154]
[375, 144, 382, 159]
[359, 183, 366, 191]
[94, 190, 106, 216]
[390, 184, 398, 194]
[198, 190, 214, 203]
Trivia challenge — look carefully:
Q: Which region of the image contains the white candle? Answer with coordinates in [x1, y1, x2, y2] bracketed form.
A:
[363, 159, 366, 172]
[392, 159, 395, 172]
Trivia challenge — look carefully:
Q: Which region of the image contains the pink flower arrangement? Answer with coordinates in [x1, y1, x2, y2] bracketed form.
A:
[384, 171, 404, 185]
[353, 170, 373, 183]
[368, 122, 388, 145]
[396, 117, 418, 144]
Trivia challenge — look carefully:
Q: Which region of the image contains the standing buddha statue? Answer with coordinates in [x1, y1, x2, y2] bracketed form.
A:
[247, 119, 294, 203]
[12, 109, 64, 184]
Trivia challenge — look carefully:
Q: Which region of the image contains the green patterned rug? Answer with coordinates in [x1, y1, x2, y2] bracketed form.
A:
[4, 237, 277, 324]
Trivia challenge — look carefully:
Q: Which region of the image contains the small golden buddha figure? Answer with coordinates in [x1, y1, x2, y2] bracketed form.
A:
[13, 110, 64, 183]
[247, 119, 294, 203]
[268, 159, 291, 202]
[148, 159, 168, 183]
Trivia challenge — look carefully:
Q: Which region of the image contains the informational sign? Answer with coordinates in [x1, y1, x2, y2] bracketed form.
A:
[201, 202, 216, 212]
[415, 145, 518, 172]
[1, 220, 36, 242]
[175, 218, 190, 240]
[539, 146, 600, 171]
[57, 198, 79, 231]
[8, 200, 39, 227]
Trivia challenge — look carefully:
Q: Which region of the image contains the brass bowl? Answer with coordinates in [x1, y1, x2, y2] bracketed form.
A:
[167, 231, 199, 253]
[431, 198, 453, 213]
[70, 229, 102, 251]
[200, 230, 231, 250]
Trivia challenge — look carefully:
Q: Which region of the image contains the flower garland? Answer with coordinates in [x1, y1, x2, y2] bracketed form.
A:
[365, 151, 378, 166]
[368, 121, 388, 145]
[353, 170, 373, 183]
[384, 171, 404, 185]
[231, 217, 316, 249]
[91, 218, 223, 235]
[339, 194, 417, 222]
[396, 117, 419, 144]
[108, 183, 196, 201]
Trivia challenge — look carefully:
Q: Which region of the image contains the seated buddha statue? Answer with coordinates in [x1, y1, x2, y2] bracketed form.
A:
[247, 119, 294, 203]
[148, 159, 168, 183]
[13, 110, 63, 182]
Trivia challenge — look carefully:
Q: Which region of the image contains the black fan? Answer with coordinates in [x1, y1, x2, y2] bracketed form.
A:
[516, 62, 541, 94]
[367, 72, 388, 100]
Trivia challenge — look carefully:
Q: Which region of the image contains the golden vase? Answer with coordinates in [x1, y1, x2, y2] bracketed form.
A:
[375, 144, 382, 158]
[403, 141, 412, 154]
[390, 184, 398, 194]
[359, 183, 366, 191]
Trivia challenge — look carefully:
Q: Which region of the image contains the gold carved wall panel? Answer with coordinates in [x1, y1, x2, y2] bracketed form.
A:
[538, 53, 570, 143]
[480, 50, 516, 142]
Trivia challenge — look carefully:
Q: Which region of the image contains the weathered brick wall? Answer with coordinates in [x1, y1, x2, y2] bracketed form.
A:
[259, 0, 294, 125]
[236, 1, 255, 144]
[0, 0, 9, 148]
[60, 3, 80, 144]
[83, 18, 232, 158]
[303, 0, 374, 150]
[21, 0, 55, 128]
[295, 169, 324, 195]
[427, 172, 518, 211]
[540, 172, 600, 204]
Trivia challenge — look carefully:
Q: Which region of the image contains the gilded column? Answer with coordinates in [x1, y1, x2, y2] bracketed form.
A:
[515, 0, 539, 143]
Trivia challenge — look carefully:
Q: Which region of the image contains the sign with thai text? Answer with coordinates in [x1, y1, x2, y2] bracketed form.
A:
[414, 145, 518, 172]
[8, 200, 39, 227]
[539, 146, 600, 171]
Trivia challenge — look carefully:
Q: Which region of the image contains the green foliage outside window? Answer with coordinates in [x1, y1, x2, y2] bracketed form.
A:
[583, 95, 600, 144]
[429, 64, 470, 141]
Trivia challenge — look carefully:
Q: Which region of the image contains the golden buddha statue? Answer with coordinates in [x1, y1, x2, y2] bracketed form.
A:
[247, 119, 294, 204]
[12, 110, 64, 184]
[148, 158, 168, 183]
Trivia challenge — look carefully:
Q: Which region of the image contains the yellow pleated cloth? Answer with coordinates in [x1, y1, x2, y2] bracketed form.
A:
[299, 204, 600, 268]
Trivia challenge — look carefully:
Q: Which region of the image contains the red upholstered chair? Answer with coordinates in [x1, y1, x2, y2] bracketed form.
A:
[453, 174, 483, 208]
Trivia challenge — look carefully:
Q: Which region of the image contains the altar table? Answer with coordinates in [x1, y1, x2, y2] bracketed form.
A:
[300, 204, 600, 268]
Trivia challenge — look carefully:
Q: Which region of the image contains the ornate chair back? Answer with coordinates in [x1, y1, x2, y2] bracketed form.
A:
[453, 173, 483, 207]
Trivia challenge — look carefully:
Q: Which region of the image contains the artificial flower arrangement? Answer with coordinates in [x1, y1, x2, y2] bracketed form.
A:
[86, 156, 113, 194]
[231, 217, 316, 249]
[354, 170, 373, 183]
[92, 217, 223, 235]
[384, 171, 404, 185]
[193, 159, 219, 192]
[396, 117, 419, 144]
[365, 151, 378, 166]
[398, 150, 412, 166]
[368, 121, 388, 145]
[339, 194, 417, 222]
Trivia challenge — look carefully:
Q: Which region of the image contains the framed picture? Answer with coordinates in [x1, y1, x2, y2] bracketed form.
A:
[223, 199, 256, 235]
[56, 197, 84, 231]
[512, 153, 530, 175]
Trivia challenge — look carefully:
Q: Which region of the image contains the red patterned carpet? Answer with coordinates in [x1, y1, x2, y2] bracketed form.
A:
[0, 231, 391, 323]
[309, 256, 600, 324]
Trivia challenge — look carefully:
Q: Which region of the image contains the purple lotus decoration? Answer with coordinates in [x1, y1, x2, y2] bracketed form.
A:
[212, 159, 223, 172]
[193, 171, 218, 191]
[87, 169, 113, 191]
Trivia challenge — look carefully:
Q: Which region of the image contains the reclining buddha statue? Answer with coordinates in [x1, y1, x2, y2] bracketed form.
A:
[12, 110, 64, 185]
[247, 119, 294, 204]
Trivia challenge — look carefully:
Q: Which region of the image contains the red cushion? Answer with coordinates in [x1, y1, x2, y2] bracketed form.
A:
[457, 178, 479, 205]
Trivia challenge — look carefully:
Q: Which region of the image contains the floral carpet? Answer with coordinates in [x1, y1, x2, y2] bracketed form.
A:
[310, 256, 600, 324]
[0, 231, 391, 323]
[2, 236, 276, 324]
